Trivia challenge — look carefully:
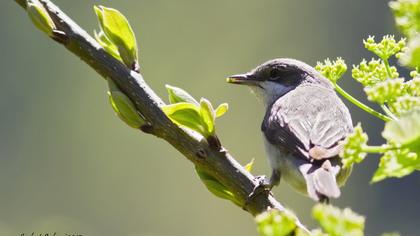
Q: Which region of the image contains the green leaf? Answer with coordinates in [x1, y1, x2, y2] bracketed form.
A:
[382, 109, 420, 152]
[315, 58, 347, 83]
[312, 204, 365, 236]
[107, 79, 144, 128]
[372, 149, 420, 182]
[161, 102, 205, 135]
[215, 103, 229, 117]
[364, 78, 405, 104]
[200, 98, 216, 136]
[195, 167, 240, 206]
[94, 5, 138, 69]
[373, 109, 420, 182]
[94, 30, 122, 61]
[340, 123, 369, 169]
[244, 158, 255, 173]
[255, 209, 298, 236]
[27, 0, 56, 37]
[162, 98, 221, 138]
[162, 86, 225, 138]
[108, 90, 144, 129]
[165, 84, 199, 105]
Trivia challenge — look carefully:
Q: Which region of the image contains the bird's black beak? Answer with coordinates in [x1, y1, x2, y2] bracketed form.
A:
[226, 73, 259, 86]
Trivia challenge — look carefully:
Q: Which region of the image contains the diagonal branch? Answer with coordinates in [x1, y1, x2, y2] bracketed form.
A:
[15, 0, 309, 233]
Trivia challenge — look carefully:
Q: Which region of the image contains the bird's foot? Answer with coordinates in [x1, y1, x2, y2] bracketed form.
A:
[243, 175, 272, 209]
[319, 195, 330, 204]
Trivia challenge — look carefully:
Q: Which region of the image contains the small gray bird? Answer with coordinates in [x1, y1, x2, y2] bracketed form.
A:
[228, 58, 353, 202]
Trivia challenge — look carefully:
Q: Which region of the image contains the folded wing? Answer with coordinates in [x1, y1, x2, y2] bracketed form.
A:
[262, 84, 353, 201]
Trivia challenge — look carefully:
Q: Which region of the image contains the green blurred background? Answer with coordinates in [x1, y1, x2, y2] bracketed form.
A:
[1, 0, 419, 235]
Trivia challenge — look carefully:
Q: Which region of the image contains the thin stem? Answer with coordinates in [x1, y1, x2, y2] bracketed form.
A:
[361, 145, 383, 153]
[382, 58, 393, 79]
[333, 83, 392, 122]
[381, 104, 398, 120]
[381, 58, 398, 120]
[362, 144, 396, 153]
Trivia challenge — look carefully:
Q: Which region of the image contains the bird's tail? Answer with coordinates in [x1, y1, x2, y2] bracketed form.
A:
[299, 160, 340, 202]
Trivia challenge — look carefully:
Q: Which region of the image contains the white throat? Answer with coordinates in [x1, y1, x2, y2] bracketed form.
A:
[249, 81, 294, 107]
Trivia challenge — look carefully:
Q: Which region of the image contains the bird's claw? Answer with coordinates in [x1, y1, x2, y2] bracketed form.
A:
[243, 175, 272, 209]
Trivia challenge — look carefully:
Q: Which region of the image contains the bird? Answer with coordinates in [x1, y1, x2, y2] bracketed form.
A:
[227, 58, 353, 202]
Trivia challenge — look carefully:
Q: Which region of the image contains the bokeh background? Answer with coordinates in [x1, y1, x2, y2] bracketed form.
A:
[1, 0, 419, 235]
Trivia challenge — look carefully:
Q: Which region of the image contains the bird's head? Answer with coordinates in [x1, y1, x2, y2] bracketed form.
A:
[227, 58, 331, 105]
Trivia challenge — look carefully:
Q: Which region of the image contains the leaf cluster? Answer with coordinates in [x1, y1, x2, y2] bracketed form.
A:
[94, 5, 139, 70]
[162, 85, 228, 139]
[91, 4, 258, 210]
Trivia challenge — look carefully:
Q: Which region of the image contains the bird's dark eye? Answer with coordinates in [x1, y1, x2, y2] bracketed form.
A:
[269, 68, 282, 79]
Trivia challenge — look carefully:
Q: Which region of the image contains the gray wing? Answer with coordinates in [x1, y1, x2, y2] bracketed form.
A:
[262, 84, 353, 160]
[262, 84, 353, 201]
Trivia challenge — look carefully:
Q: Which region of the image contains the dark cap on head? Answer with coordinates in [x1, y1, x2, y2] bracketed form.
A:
[227, 58, 332, 89]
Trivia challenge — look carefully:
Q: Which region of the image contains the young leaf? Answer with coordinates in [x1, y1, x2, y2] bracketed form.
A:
[255, 209, 298, 236]
[94, 30, 122, 61]
[27, 0, 56, 37]
[107, 79, 144, 128]
[215, 103, 229, 118]
[200, 98, 216, 136]
[94, 5, 138, 69]
[340, 123, 369, 169]
[312, 204, 365, 236]
[382, 109, 420, 152]
[165, 84, 199, 105]
[108, 91, 144, 128]
[371, 149, 419, 182]
[244, 158, 255, 173]
[161, 102, 205, 135]
[195, 167, 240, 206]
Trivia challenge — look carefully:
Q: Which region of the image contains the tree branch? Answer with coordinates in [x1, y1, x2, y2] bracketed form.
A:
[15, 0, 309, 233]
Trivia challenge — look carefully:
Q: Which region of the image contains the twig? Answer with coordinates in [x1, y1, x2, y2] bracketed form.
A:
[333, 83, 392, 122]
[15, 0, 310, 233]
